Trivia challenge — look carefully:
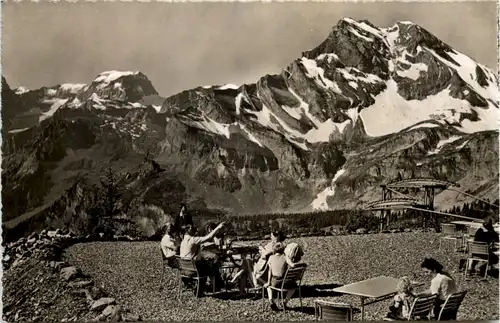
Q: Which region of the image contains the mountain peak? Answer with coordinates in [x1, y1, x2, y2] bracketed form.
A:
[79, 70, 158, 103]
[93, 71, 141, 87]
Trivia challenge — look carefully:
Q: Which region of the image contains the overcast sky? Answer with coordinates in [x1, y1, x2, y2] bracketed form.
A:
[2, 1, 497, 97]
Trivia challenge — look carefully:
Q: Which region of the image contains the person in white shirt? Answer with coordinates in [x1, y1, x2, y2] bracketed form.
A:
[160, 223, 180, 268]
[180, 223, 226, 296]
[416, 258, 458, 319]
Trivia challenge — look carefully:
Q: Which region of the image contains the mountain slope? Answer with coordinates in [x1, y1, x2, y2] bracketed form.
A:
[2, 18, 498, 239]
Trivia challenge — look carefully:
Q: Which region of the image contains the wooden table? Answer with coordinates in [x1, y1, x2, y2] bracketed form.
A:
[332, 276, 423, 321]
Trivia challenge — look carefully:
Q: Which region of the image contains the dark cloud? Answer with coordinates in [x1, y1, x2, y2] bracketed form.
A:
[2, 1, 497, 97]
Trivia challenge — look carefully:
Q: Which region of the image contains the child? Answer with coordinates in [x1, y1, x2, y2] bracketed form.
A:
[387, 276, 415, 320]
[264, 242, 297, 311]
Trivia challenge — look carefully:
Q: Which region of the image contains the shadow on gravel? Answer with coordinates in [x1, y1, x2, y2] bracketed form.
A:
[211, 283, 344, 301]
[300, 283, 344, 298]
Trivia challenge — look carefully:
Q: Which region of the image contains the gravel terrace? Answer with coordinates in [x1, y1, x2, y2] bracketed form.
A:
[65, 232, 499, 321]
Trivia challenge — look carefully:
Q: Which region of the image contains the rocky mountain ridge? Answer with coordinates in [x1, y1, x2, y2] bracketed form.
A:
[2, 18, 498, 240]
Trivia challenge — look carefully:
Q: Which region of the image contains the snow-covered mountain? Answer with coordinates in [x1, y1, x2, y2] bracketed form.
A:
[2, 18, 498, 240]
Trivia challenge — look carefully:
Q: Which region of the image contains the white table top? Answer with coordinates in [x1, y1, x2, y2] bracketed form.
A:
[332, 276, 422, 299]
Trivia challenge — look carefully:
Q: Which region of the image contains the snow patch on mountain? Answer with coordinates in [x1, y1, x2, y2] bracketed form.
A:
[426, 48, 499, 105]
[60, 83, 87, 94]
[129, 102, 143, 109]
[282, 105, 302, 120]
[427, 136, 462, 155]
[358, 80, 497, 137]
[317, 53, 340, 62]
[94, 71, 139, 89]
[89, 93, 107, 110]
[338, 67, 382, 84]
[8, 127, 30, 134]
[240, 125, 264, 147]
[381, 25, 400, 49]
[305, 119, 351, 143]
[396, 51, 428, 80]
[348, 27, 373, 42]
[235, 93, 245, 115]
[406, 122, 440, 131]
[15, 86, 30, 95]
[456, 140, 470, 150]
[218, 84, 239, 90]
[39, 99, 68, 122]
[300, 58, 342, 93]
[311, 168, 346, 210]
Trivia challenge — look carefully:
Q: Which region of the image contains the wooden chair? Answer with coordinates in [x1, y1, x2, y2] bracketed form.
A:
[437, 291, 467, 321]
[262, 263, 308, 313]
[383, 294, 437, 321]
[439, 224, 462, 251]
[177, 257, 216, 301]
[465, 241, 490, 278]
[314, 300, 353, 321]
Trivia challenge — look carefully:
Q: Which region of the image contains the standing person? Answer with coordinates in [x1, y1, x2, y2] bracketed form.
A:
[174, 203, 194, 236]
[180, 223, 226, 297]
[467, 216, 499, 276]
[160, 223, 181, 268]
[416, 258, 458, 319]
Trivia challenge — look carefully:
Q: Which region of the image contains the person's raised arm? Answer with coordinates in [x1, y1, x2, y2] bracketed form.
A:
[194, 222, 226, 245]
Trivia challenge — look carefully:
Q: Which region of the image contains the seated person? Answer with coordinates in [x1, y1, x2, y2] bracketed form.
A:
[180, 223, 226, 297]
[468, 216, 499, 275]
[284, 242, 304, 264]
[160, 223, 180, 269]
[386, 277, 415, 320]
[416, 258, 458, 320]
[253, 228, 286, 288]
[263, 242, 298, 311]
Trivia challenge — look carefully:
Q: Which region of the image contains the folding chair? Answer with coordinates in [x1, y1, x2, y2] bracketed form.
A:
[177, 257, 216, 302]
[439, 224, 462, 251]
[407, 294, 438, 320]
[459, 226, 477, 252]
[465, 241, 490, 279]
[383, 294, 437, 321]
[437, 291, 467, 321]
[262, 263, 308, 313]
[314, 300, 354, 321]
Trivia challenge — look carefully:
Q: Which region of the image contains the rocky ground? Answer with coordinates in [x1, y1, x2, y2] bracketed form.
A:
[63, 231, 499, 321]
[2, 230, 140, 322]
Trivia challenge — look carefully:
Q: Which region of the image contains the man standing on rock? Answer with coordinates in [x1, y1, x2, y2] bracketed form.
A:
[173, 203, 193, 237]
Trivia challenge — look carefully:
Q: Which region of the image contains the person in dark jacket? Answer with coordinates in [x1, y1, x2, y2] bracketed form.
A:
[173, 203, 194, 237]
[467, 216, 499, 275]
